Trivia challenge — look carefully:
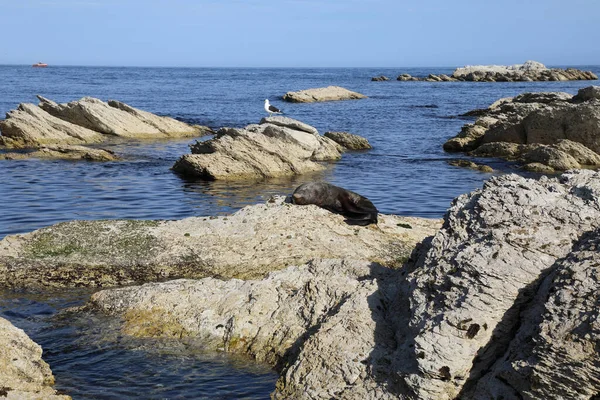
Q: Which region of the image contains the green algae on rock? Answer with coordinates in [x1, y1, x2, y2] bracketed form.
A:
[0, 198, 440, 288]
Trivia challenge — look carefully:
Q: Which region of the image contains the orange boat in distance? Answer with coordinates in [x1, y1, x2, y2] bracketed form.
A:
[32, 62, 48, 68]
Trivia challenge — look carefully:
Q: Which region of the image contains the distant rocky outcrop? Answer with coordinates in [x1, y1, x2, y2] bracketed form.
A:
[0, 96, 212, 154]
[444, 86, 600, 172]
[0, 317, 70, 399]
[0, 196, 439, 288]
[87, 170, 600, 399]
[282, 86, 367, 103]
[371, 76, 390, 81]
[324, 131, 372, 150]
[0, 144, 119, 161]
[172, 116, 370, 180]
[396, 61, 597, 82]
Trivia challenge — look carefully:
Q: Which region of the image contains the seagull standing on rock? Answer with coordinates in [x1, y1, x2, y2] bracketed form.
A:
[264, 99, 282, 117]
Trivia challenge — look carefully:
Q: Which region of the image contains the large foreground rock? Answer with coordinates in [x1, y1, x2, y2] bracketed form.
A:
[0, 197, 440, 288]
[397, 61, 597, 82]
[0, 317, 70, 399]
[88, 170, 600, 399]
[172, 117, 345, 180]
[0, 96, 210, 150]
[444, 86, 600, 172]
[282, 86, 367, 103]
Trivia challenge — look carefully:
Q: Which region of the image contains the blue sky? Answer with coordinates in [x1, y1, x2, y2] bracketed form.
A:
[1, 0, 598, 67]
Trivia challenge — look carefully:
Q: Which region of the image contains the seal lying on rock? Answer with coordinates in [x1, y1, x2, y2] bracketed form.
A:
[291, 182, 378, 225]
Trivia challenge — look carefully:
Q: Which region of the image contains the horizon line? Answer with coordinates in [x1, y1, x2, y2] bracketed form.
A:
[2, 62, 599, 69]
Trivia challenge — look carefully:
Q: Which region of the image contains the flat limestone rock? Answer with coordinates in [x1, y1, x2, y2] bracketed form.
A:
[0, 317, 70, 399]
[0, 197, 441, 288]
[282, 86, 367, 103]
[0, 144, 119, 161]
[172, 119, 343, 180]
[37, 96, 202, 138]
[0, 103, 103, 148]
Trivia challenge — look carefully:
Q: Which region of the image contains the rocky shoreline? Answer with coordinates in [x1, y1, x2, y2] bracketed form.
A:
[376, 61, 598, 82]
[444, 85, 600, 172]
[2, 170, 600, 398]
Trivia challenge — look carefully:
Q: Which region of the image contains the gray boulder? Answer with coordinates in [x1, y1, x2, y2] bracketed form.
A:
[282, 86, 367, 103]
[173, 118, 344, 180]
[38, 96, 203, 138]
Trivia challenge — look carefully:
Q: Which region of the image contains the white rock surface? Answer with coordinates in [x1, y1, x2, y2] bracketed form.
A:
[391, 170, 600, 399]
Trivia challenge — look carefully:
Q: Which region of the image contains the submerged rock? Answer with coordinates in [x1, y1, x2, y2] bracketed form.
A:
[0, 197, 440, 288]
[173, 117, 344, 180]
[0, 144, 119, 161]
[0, 317, 70, 399]
[0, 96, 210, 151]
[324, 131, 372, 150]
[445, 86, 600, 171]
[447, 159, 493, 172]
[88, 170, 600, 399]
[282, 86, 367, 103]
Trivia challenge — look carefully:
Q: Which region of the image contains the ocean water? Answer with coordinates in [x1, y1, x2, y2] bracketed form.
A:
[0, 65, 599, 398]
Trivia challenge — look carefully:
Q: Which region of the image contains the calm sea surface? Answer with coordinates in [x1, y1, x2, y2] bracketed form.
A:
[0, 65, 599, 398]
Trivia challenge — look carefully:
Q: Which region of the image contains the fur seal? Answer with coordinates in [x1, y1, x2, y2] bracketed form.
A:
[291, 182, 378, 226]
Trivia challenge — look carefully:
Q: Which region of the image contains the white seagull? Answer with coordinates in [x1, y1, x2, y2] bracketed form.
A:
[264, 99, 282, 117]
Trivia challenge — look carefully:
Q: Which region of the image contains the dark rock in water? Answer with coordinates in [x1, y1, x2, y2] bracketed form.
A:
[292, 182, 378, 226]
[371, 76, 390, 81]
[324, 131, 372, 150]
